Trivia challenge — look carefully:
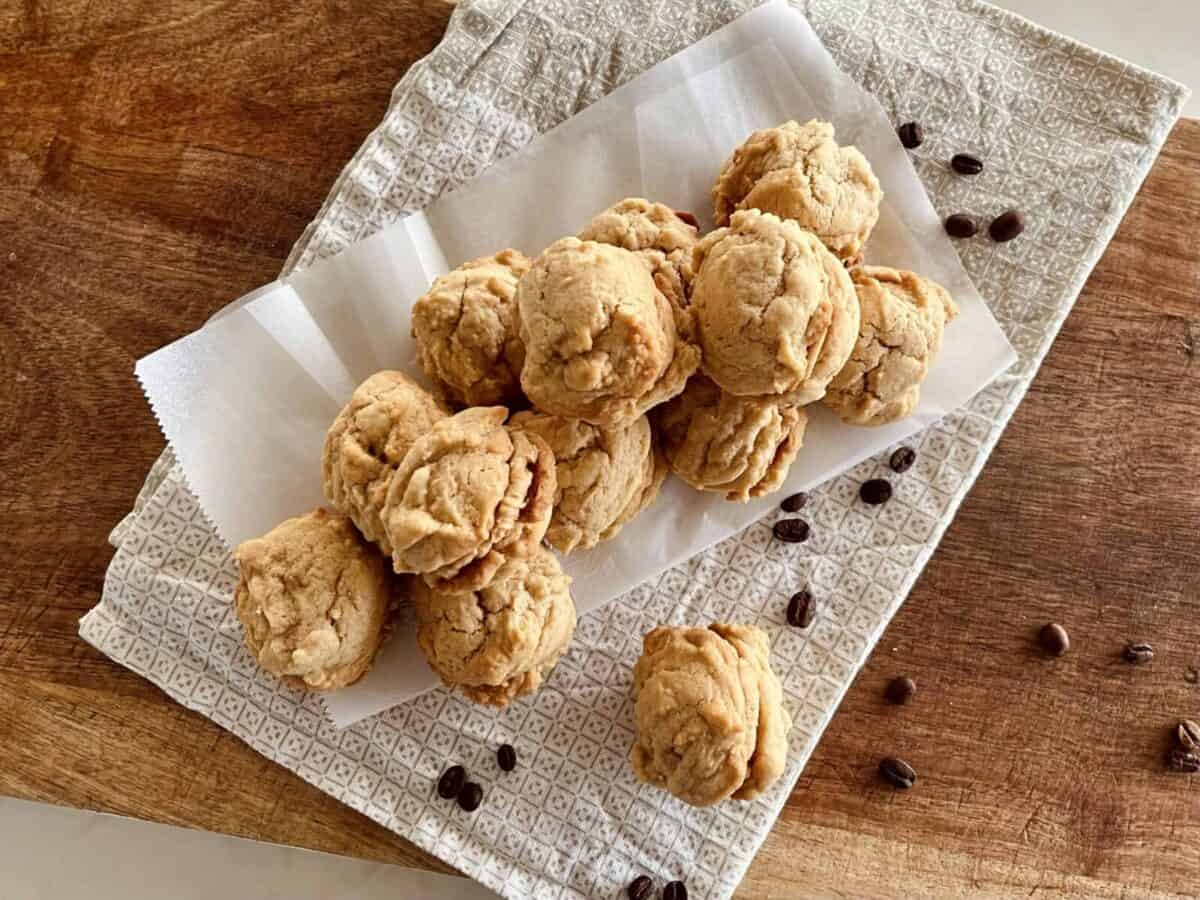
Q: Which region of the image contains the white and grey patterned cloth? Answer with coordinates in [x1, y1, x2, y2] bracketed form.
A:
[81, 2, 1187, 898]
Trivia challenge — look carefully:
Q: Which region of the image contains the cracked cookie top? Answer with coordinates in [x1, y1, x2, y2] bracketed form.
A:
[510, 409, 666, 553]
[656, 376, 807, 502]
[711, 119, 882, 264]
[630, 622, 792, 806]
[691, 209, 859, 403]
[322, 371, 448, 555]
[234, 509, 393, 691]
[411, 249, 530, 408]
[382, 406, 556, 591]
[517, 237, 701, 427]
[412, 545, 576, 707]
[823, 266, 958, 426]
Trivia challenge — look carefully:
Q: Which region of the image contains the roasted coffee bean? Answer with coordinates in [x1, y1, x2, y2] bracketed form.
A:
[663, 882, 688, 900]
[1167, 747, 1200, 773]
[885, 676, 917, 705]
[787, 590, 816, 629]
[497, 743, 517, 772]
[889, 447, 917, 474]
[897, 122, 925, 149]
[951, 153, 984, 175]
[674, 210, 699, 229]
[1178, 720, 1200, 751]
[1188, 667, 1200, 685]
[781, 491, 808, 513]
[627, 875, 653, 900]
[944, 213, 978, 239]
[437, 765, 465, 799]
[456, 781, 483, 812]
[989, 209, 1025, 243]
[1123, 642, 1155, 664]
[859, 478, 893, 505]
[879, 757, 916, 789]
[1039, 623, 1070, 657]
[773, 518, 810, 543]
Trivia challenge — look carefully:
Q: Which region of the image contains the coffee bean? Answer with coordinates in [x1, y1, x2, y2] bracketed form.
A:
[1188, 667, 1200, 685]
[663, 882, 688, 900]
[1123, 642, 1154, 664]
[497, 743, 517, 772]
[780, 491, 808, 513]
[989, 209, 1025, 243]
[1167, 747, 1200, 773]
[1178, 720, 1200, 751]
[879, 757, 916, 789]
[951, 153, 984, 175]
[889, 447, 917, 474]
[944, 213, 978, 239]
[1039, 623, 1070, 657]
[859, 478, 893, 505]
[885, 676, 917, 705]
[897, 122, 924, 149]
[674, 210, 699, 230]
[627, 875, 653, 900]
[773, 518, 810, 543]
[437, 765, 465, 799]
[456, 781, 483, 812]
[787, 590, 816, 629]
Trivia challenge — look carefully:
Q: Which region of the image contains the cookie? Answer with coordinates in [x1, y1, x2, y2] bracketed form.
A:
[411, 249, 530, 408]
[578, 197, 700, 310]
[517, 237, 701, 427]
[322, 371, 447, 555]
[656, 376, 807, 502]
[412, 546, 576, 707]
[382, 406, 556, 591]
[712, 119, 882, 264]
[510, 410, 666, 553]
[233, 509, 393, 691]
[630, 623, 792, 806]
[691, 209, 859, 403]
[823, 266, 959, 426]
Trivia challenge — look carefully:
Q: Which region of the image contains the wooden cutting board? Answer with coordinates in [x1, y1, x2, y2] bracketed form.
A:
[1, 3, 1198, 897]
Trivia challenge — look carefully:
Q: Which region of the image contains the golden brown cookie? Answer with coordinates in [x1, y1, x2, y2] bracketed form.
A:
[691, 209, 859, 403]
[630, 623, 791, 806]
[322, 371, 447, 555]
[656, 376, 807, 502]
[233, 509, 393, 691]
[381, 406, 556, 591]
[412, 546, 576, 707]
[712, 119, 882, 263]
[510, 410, 666, 553]
[823, 266, 959, 426]
[411, 249, 530, 408]
[516, 237, 701, 427]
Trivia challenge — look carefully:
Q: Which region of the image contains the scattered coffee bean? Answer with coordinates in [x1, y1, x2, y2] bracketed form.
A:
[456, 780, 483, 812]
[1188, 667, 1200, 685]
[781, 491, 808, 513]
[889, 446, 917, 474]
[1178, 720, 1200, 751]
[1038, 623, 1070, 657]
[859, 478, 893, 505]
[627, 875, 653, 900]
[663, 881, 688, 900]
[897, 122, 925, 149]
[437, 765, 465, 800]
[879, 757, 916, 789]
[773, 518, 810, 543]
[674, 210, 699, 229]
[497, 743, 517, 772]
[1123, 642, 1154, 665]
[989, 209, 1025, 243]
[885, 676, 917, 705]
[944, 213, 978, 239]
[787, 590, 816, 629]
[951, 153, 984, 175]
[1167, 747, 1200, 773]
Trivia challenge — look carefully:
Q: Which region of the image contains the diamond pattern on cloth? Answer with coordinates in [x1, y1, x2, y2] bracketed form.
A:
[80, 1, 1187, 898]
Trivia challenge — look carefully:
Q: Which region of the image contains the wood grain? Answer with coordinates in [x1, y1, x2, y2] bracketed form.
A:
[2, 3, 1199, 897]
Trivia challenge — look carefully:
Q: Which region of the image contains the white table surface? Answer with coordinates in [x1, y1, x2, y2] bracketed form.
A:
[14, 4, 1193, 899]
